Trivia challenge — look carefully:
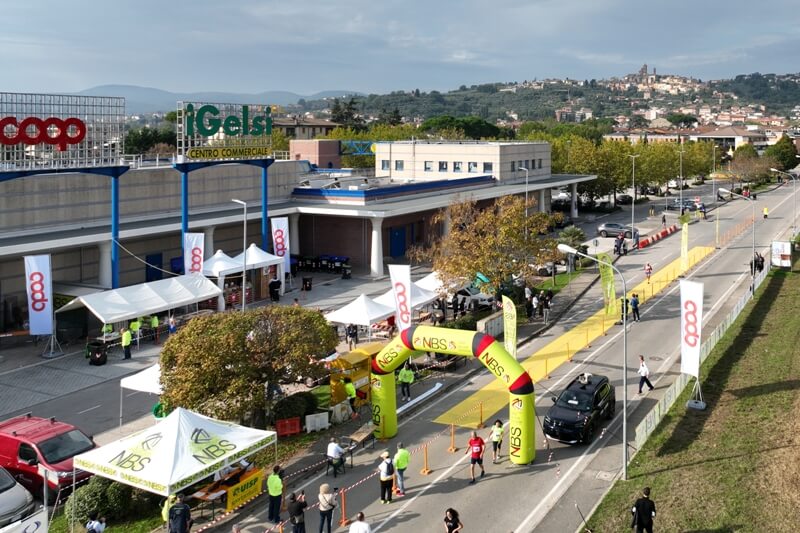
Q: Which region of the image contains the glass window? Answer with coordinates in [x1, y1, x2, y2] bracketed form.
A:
[424, 161, 433, 172]
[510, 161, 516, 172]
[468, 162, 478, 172]
[518, 160, 524, 171]
[18, 443, 37, 463]
[439, 161, 448, 172]
[538, 158, 543, 169]
[395, 160, 404, 171]
[453, 162, 463, 172]
[483, 162, 493, 172]
[38, 429, 95, 464]
[381, 160, 390, 171]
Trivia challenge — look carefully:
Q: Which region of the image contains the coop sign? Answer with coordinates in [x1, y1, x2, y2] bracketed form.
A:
[185, 104, 272, 138]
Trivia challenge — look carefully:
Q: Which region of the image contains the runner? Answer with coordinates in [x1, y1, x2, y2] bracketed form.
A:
[464, 430, 485, 484]
[644, 263, 653, 284]
[488, 420, 504, 463]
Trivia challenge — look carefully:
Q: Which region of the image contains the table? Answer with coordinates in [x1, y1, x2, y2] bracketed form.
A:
[95, 332, 120, 343]
[190, 466, 247, 519]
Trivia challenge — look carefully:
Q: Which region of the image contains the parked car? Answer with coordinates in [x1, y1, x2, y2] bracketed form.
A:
[0, 414, 96, 502]
[454, 286, 495, 309]
[542, 373, 615, 444]
[666, 199, 698, 211]
[667, 178, 688, 189]
[596, 222, 637, 238]
[616, 194, 633, 205]
[0, 467, 35, 528]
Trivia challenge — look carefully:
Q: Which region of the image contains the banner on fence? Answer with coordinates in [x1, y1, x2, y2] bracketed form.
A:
[680, 280, 703, 378]
[23, 255, 53, 335]
[771, 241, 792, 268]
[183, 233, 205, 275]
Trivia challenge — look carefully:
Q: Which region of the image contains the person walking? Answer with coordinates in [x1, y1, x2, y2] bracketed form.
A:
[287, 492, 307, 533]
[644, 263, 653, 284]
[393, 442, 410, 496]
[542, 296, 551, 324]
[661, 213, 667, 228]
[317, 484, 337, 533]
[377, 451, 394, 504]
[167, 493, 192, 533]
[398, 363, 414, 402]
[443, 508, 464, 533]
[346, 324, 358, 351]
[637, 355, 654, 394]
[348, 512, 371, 533]
[267, 465, 283, 523]
[631, 486, 657, 533]
[465, 430, 485, 484]
[763, 206, 769, 219]
[488, 420, 504, 463]
[537, 291, 545, 317]
[121, 327, 132, 360]
[630, 294, 640, 322]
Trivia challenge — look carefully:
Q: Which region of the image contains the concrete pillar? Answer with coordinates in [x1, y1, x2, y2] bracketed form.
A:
[289, 214, 300, 253]
[370, 217, 384, 278]
[98, 241, 112, 288]
[217, 276, 226, 311]
[203, 226, 216, 259]
[570, 183, 579, 218]
[538, 190, 547, 213]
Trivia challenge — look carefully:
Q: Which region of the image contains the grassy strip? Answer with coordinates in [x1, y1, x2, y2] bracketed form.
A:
[49, 511, 163, 533]
[587, 265, 800, 531]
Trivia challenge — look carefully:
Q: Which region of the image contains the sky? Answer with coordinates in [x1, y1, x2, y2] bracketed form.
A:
[3, 0, 800, 96]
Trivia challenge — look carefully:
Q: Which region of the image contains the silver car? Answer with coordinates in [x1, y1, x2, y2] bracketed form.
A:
[596, 222, 637, 238]
[0, 467, 35, 528]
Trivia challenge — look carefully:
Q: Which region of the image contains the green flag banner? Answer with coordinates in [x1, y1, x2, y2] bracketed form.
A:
[598, 252, 617, 315]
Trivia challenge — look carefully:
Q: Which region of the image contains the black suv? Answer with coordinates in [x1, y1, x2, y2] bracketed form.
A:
[543, 373, 615, 444]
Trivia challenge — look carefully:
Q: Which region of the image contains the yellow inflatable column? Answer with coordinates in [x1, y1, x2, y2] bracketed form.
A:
[371, 371, 397, 438]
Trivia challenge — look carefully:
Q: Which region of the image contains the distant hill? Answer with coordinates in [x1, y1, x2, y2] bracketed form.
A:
[75, 85, 362, 114]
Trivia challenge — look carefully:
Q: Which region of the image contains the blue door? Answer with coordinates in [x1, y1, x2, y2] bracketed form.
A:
[390, 226, 407, 257]
[146, 253, 163, 281]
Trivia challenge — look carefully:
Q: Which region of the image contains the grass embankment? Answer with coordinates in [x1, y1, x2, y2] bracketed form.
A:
[587, 264, 800, 532]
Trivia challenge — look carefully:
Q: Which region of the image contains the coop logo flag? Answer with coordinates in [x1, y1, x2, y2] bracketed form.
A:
[183, 233, 205, 275]
[271, 217, 291, 273]
[597, 252, 617, 315]
[389, 265, 412, 331]
[501, 295, 517, 357]
[24, 255, 53, 335]
[680, 280, 703, 378]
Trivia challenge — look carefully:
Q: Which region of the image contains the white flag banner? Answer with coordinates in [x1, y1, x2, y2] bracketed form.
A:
[388, 264, 412, 331]
[24, 255, 53, 335]
[680, 279, 704, 378]
[271, 217, 291, 274]
[183, 233, 205, 275]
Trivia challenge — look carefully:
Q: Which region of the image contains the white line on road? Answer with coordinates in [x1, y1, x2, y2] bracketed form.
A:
[77, 405, 101, 414]
[125, 391, 141, 397]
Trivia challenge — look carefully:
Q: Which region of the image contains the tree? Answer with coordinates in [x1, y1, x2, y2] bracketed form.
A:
[558, 225, 587, 250]
[628, 115, 649, 129]
[377, 107, 403, 126]
[666, 113, 698, 128]
[270, 129, 289, 153]
[408, 195, 558, 293]
[160, 307, 338, 428]
[764, 135, 797, 171]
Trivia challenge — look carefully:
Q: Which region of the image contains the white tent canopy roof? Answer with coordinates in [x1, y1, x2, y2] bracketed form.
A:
[56, 275, 222, 324]
[374, 284, 438, 309]
[120, 364, 162, 395]
[231, 243, 283, 270]
[202, 250, 243, 278]
[74, 407, 276, 497]
[324, 294, 395, 326]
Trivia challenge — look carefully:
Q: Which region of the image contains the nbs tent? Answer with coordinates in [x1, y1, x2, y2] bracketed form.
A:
[74, 407, 277, 497]
[56, 275, 222, 324]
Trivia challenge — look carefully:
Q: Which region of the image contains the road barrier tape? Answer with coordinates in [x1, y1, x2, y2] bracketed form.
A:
[194, 489, 264, 532]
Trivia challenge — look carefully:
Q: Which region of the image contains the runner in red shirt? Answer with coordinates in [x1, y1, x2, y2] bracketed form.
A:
[464, 430, 485, 484]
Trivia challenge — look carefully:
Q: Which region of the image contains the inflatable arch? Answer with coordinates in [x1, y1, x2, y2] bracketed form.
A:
[370, 325, 536, 465]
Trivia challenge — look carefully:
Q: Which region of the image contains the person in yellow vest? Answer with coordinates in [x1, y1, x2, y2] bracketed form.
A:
[150, 315, 160, 344]
[763, 206, 769, 219]
[393, 442, 410, 497]
[397, 363, 415, 402]
[267, 465, 283, 524]
[121, 327, 132, 360]
[343, 378, 357, 419]
[488, 420, 504, 463]
[130, 318, 142, 347]
[101, 323, 113, 338]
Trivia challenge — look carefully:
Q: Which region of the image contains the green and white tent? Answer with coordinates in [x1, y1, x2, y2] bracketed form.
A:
[74, 407, 276, 496]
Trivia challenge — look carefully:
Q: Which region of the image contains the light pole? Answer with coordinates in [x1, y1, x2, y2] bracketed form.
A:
[679, 149, 686, 211]
[771, 168, 796, 237]
[232, 199, 247, 312]
[629, 154, 640, 235]
[712, 145, 717, 206]
[557, 243, 630, 480]
[720, 188, 756, 288]
[520, 166, 530, 241]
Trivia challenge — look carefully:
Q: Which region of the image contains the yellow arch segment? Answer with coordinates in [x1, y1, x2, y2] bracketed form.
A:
[435, 245, 715, 428]
[371, 325, 536, 465]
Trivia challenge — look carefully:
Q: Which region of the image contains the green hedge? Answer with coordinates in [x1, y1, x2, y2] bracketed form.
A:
[64, 477, 161, 525]
[272, 391, 319, 423]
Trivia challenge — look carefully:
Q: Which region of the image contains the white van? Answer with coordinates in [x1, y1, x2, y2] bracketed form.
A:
[0, 467, 35, 528]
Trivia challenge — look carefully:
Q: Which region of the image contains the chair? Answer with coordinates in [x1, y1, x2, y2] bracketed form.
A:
[325, 455, 346, 477]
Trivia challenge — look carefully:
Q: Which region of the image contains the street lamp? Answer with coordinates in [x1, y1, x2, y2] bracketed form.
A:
[557, 243, 630, 480]
[719, 188, 756, 288]
[629, 154, 640, 237]
[679, 149, 686, 211]
[232, 199, 248, 312]
[712, 145, 717, 206]
[520, 166, 530, 241]
[770, 168, 796, 237]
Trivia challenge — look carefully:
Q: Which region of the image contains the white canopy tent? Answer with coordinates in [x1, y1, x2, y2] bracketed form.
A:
[74, 407, 277, 497]
[324, 293, 395, 339]
[415, 272, 446, 294]
[119, 364, 162, 428]
[374, 283, 438, 309]
[202, 250, 245, 310]
[56, 275, 222, 324]
[231, 243, 286, 297]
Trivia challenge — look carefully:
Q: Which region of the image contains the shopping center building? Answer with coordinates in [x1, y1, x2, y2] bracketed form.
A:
[0, 135, 595, 334]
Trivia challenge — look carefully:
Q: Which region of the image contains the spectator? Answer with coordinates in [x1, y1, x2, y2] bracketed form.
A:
[317, 484, 337, 533]
[349, 512, 371, 533]
[167, 494, 192, 533]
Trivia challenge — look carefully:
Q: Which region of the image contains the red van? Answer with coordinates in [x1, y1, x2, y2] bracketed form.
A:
[0, 414, 95, 501]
